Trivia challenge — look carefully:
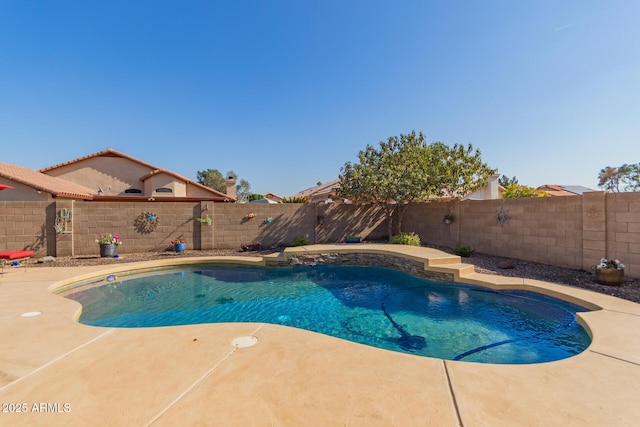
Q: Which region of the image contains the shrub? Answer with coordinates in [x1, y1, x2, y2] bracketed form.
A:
[391, 232, 421, 246]
[291, 235, 310, 246]
[453, 245, 475, 257]
[281, 196, 310, 204]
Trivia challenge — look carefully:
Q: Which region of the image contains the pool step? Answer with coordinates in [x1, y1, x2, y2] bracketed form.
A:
[425, 263, 476, 281]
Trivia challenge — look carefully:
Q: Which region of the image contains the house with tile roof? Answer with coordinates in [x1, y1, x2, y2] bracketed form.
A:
[290, 179, 341, 203]
[263, 192, 283, 203]
[0, 162, 95, 201]
[536, 185, 595, 197]
[0, 148, 236, 202]
[292, 175, 503, 203]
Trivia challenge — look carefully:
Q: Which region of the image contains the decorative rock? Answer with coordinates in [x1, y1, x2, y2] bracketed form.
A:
[498, 260, 516, 269]
[38, 256, 56, 263]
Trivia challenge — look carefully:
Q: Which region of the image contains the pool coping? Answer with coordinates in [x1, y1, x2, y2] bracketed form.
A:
[1, 244, 640, 426]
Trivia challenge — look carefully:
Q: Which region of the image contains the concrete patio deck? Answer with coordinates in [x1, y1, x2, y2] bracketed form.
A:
[1, 244, 639, 426]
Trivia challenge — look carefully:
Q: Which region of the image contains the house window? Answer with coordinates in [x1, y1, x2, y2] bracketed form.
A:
[155, 187, 173, 193]
[125, 188, 142, 194]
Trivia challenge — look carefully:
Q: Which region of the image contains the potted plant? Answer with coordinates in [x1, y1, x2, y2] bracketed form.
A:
[197, 215, 212, 225]
[241, 241, 262, 251]
[444, 214, 455, 225]
[96, 234, 122, 257]
[171, 237, 186, 253]
[595, 258, 625, 286]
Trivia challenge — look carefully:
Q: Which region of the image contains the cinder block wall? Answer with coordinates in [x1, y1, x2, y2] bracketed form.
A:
[71, 201, 202, 255]
[1, 192, 638, 278]
[0, 201, 52, 256]
[315, 203, 389, 243]
[212, 203, 315, 249]
[405, 197, 583, 268]
[605, 192, 640, 278]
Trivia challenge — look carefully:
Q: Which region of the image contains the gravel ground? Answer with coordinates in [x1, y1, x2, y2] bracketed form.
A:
[29, 247, 640, 304]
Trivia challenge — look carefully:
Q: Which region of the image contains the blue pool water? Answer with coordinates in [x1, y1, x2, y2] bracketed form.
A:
[63, 265, 591, 364]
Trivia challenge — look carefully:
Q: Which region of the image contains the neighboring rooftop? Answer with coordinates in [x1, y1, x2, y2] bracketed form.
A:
[1, 148, 235, 202]
[290, 179, 341, 203]
[537, 184, 596, 196]
[0, 161, 95, 199]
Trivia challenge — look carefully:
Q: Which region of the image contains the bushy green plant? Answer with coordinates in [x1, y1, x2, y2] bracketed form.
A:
[391, 232, 421, 246]
[453, 245, 475, 257]
[291, 235, 310, 246]
[281, 196, 309, 204]
[502, 184, 549, 198]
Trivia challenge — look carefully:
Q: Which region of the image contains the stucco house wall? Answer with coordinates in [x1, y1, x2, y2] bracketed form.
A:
[0, 181, 51, 201]
[43, 156, 152, 196]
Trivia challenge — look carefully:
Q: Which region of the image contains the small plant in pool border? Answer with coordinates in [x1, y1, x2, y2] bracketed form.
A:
[391, 232, 421, 246]
[453, 245, 475, 257]
[291, 236, 310, 247]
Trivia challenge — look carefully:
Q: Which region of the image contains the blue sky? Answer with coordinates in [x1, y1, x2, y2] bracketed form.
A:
[1, 1, 638, 197]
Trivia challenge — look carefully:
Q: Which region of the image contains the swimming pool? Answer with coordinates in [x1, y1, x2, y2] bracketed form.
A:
[62, 265, 591, 364]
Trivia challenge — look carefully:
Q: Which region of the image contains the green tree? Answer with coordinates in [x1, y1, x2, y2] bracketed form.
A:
[502, 184, 550, 198]
[248, 193, 265, 202]
[598, 164, 640, 192]
[196, 169, 226, 193]
[197, 169, 254, 201]
[235, 178, 252, 202]
[337, 131, 495, 241]
[499, 175, 518, 187]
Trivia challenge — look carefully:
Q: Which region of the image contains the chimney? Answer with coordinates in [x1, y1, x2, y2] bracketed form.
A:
[225, 176, 236, 200]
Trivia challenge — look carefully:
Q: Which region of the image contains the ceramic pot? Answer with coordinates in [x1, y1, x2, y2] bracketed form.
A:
[174, 243, 186, 253]
[99, 244, 117, 258]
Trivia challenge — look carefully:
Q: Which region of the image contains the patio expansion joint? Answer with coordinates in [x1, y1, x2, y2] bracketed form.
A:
[143, 323, 265, 426]
[589, 349, 640, 367]
[0, 328, 115, 393]
[442, 360, 464, 427]
[603, 307, 640, 317]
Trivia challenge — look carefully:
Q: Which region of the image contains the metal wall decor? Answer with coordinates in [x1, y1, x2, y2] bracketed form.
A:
[135, 211, 160, 233]
[54, 208, 73, 234]
[495, 206, 510, 226]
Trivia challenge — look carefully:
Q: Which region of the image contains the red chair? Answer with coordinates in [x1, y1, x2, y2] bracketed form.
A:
[0, 250, 34, 273]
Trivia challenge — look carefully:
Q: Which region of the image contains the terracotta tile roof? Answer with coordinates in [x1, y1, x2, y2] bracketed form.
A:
[291, 179, 341, 201]
[537, 185, 595, 196]
[39, 147, 158, 172]
[0, 162, 95, 199]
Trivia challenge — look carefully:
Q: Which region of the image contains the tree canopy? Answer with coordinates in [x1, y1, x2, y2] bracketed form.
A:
[196, 169, 227, 193]
[196, 169, 253, 201]
[337, 131, 495, 240]
[502, 184, 549, 198]
[499, 175, 518, 187]
[598, 163, 640, 192]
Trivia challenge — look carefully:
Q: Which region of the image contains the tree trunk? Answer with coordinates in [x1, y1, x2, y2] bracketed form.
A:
[395, 203, 408, 234]
[385, 203, 395, 242]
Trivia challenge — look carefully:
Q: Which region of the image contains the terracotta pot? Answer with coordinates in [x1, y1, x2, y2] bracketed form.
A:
[596, 268, 624, 286]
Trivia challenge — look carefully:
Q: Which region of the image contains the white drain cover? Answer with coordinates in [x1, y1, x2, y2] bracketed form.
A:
[232, 336, 258, 348]
[21, 311, 42, 317]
